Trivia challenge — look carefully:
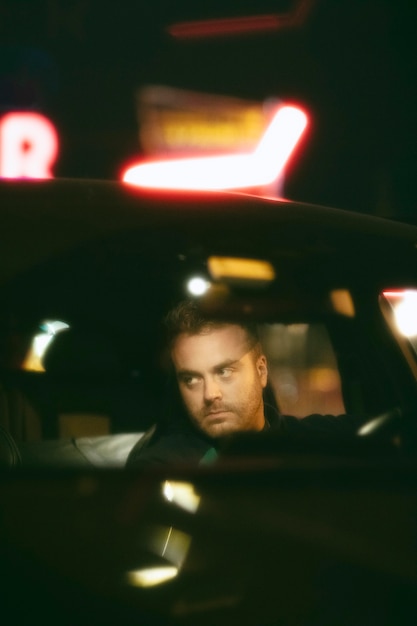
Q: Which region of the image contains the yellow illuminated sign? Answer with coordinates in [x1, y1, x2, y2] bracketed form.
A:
[142, 108, 264, 153]
[137, 86, 274, 155]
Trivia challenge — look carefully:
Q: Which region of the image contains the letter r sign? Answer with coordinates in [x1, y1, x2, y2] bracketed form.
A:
[0, 112, 59, 178]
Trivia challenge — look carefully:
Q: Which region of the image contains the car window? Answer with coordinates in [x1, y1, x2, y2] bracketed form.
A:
[0, 186, 416, 469]
[260, 323, 345, 417]
[1, 229, 345, 438]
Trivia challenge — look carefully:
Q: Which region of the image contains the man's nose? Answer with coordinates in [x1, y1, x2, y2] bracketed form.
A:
[203, 377, 222, 403]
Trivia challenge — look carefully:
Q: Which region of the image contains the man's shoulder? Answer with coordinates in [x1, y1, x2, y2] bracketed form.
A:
[277, 413, 364, 435]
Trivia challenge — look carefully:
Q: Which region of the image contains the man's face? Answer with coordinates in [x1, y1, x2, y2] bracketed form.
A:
[171, 324, 268, 438]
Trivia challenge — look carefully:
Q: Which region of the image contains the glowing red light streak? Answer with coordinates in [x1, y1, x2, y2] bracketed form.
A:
[122, 105, 308, 191]
[0, 112, 58, 179]
[168, 14, 283, 38]
[382, 290, 406, 297]
[167, 1, 316, 39]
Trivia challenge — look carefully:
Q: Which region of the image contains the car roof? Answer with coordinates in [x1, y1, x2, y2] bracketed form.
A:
[1, 177, 417, 287]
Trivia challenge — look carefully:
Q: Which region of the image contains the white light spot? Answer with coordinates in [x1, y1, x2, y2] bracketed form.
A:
[394, 291, 417, 338]
[187, 277, 210, 296]
[126, 566, 178, 588]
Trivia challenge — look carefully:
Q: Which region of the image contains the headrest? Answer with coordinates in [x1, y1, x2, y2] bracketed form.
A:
[42, 328, 125, 378]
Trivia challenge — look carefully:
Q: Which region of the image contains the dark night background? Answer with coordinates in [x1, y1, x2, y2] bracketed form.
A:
[0, 0, 416, 220]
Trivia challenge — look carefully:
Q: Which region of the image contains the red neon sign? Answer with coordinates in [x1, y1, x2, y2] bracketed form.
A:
[0, 112, 59, 179]
[122, 104, 308, 191]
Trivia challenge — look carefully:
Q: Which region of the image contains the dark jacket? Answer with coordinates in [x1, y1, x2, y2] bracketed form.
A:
[126, 410, 366, 469]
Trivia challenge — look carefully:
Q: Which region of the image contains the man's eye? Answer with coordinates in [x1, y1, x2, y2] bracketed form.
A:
[218, 368, 233, 378]
[181, 375, 199, 387]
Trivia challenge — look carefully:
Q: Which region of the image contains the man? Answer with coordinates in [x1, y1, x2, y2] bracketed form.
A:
[170, 309, 268, 439]
[126, 300, 363, 468]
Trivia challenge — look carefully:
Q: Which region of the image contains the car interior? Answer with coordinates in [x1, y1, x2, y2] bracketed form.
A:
[0, 211, 416, 471]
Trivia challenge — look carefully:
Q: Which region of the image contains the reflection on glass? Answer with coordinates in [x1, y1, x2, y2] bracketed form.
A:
[22, 320, 69, 372]
[126, 565, 178, 588]
[126, 523, 192, 588]
[162, 480, 201, 513]
[384, 290, 417, 338]
[381, 289, 417, 377]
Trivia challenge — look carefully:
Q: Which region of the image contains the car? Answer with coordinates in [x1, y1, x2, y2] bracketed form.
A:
[0, 177, 417, 625]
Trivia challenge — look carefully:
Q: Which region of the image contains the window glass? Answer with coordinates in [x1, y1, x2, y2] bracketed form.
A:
[260, 323, 345, 417]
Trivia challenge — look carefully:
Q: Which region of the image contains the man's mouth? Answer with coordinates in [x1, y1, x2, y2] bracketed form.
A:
[205, 408, 231, 418]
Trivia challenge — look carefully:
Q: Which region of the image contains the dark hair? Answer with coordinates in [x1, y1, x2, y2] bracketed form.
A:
[164, 299, 261, 352]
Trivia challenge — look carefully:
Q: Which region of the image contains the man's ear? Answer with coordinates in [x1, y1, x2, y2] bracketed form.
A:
[257, 355, 268, 387]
